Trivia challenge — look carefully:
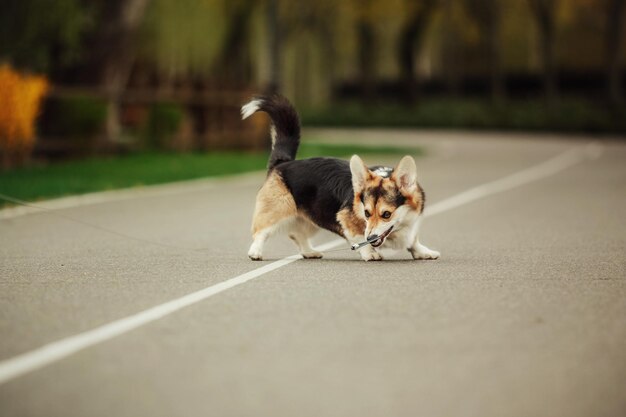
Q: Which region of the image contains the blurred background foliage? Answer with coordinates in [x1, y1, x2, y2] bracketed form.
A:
[0, 0, 94, 74]
[139, 0, 228, 76]
[0, 0, 625, 169]
[0, 65, 48, 169]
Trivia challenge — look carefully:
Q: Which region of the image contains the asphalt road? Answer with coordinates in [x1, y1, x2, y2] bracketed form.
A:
[0, 130, 625, 417]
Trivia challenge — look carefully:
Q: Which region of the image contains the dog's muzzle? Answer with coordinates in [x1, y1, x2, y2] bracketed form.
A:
[368, 226, 394, 248]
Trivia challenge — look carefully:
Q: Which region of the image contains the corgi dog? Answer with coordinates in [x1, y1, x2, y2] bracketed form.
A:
[241, 95, 440, 262]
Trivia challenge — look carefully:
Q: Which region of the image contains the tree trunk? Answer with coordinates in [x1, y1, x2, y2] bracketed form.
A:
[528, 0, 558, 102]
[606, 0, 626, 105]
[466, 0, 505, 102]
[357, 17, 376, 102]
[87, 0, 151, 144]
[215, 4, 253, 87]
[397, 0, 437, 104]
[442, 0, 461, 96]
[266, 0, 281, 94]
[486, 0, 505, 102]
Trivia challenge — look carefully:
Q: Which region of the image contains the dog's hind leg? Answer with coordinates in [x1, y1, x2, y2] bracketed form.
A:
[288, 216, 322, 259]
[249, 221, 287, 261]
[249, 172, 297, 261]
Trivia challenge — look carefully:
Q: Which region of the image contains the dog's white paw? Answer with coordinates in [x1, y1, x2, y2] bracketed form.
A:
[409, 246, 440, 260]
[248, 247, 263, 261]
[361, 250, 383, 262]
[302, 251, 323, 259]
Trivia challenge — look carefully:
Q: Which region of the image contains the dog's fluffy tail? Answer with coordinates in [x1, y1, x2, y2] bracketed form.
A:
[241, 95, 300, 171]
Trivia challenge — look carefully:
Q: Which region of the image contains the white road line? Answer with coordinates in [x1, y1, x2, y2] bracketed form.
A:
[424, 141, 603, 217]
[0, 142, 603, 385]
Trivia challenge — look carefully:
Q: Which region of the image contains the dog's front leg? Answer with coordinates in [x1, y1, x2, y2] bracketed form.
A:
[408, 240, 440, 260]
[360, 245, 383, 261]
[337, 209, 382, 261]
[346, 234, 382, 261]
[407, 220, 440, 260]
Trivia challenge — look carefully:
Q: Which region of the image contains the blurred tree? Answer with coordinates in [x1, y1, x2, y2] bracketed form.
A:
[266, 0, 281, 93]
[465, 0, 505, 102]
[356, 0, 378, 102]
[80, 0, 151, 143]
[213, 0, 255, 86]
[139, 0, 265, 88]
[279, 0, 336, 105]
[397, 0, 439, 103]
[605, 0, 625, 105]
[0, 0, 92, 74]
[139, 0, 227, 77]
[441, 0, 463, 96]
[528, 0, 559, 102]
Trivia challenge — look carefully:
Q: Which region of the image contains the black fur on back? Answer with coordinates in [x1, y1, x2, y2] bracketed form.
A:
[253, 95, 301, 170]
[276, 158, 354, 235]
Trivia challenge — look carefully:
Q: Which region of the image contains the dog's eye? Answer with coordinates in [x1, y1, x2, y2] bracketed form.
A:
[382, 211, 392, 219]
[364, 210, 371, 218]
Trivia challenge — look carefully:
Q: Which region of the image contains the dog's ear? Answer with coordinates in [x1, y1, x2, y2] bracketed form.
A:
[394, 155, 418, 192]
[350, 155, 369, 194]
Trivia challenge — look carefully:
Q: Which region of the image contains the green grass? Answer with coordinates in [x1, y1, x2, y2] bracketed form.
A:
[0, 142, 420, 206]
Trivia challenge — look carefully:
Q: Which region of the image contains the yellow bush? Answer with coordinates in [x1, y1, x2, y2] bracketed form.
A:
[0, 64, 49, 168]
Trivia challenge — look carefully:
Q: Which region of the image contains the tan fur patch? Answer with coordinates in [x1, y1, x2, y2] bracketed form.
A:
[251, 171, 297, 236]
[401, 189, 421, 210]
[390, 172, 424, 211]
[353, 191, 362, 209]
[407, 184, 425, 212]
[337, 207, 365, 237]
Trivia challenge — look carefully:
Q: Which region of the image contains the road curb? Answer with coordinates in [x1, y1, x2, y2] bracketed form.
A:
[0, 171, 265, 220]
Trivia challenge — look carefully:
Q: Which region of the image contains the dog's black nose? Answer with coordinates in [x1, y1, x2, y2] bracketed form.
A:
[366, 234, 379, 242]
